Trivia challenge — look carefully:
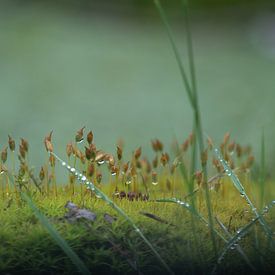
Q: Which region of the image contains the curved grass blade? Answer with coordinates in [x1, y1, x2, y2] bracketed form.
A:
[214, 148, 274, 245]
[157, 197, 261, 269]
[212, 216, 260, 274]
[215, 217, 256, 271]
[154, 0, 218, 257]
[6, 173, 91, 275]
[156, 198, 226, 241]
[51, 152, 173, 275]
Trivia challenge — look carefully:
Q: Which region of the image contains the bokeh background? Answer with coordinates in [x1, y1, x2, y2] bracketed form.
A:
[1, 0, 275, 174]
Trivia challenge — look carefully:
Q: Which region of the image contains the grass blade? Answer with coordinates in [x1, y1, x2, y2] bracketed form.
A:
[212, 216, 260, 274]
[156, 198, 226, 241]
[154, 0, 194, 108]
[154, 0, 218, 258]
[214, 148, 275, 245]
[7, 173, 91, 275]
[215, 217, 256, 271]
[21, 192, 91, 274]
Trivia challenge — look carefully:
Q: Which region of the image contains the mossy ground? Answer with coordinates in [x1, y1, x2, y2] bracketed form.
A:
[0, 178, 274, 275]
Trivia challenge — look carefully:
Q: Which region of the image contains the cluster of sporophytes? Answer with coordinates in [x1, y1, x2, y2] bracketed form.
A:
[0, 130, 256, 203]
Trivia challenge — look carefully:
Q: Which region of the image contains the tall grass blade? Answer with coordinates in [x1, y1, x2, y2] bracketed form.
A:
[51, 152, 173, 275]
[181, 0, 197, 99]
[154, 0, 194, 108]
[6, 173, 91, 275]
[154, 0, 218, 258]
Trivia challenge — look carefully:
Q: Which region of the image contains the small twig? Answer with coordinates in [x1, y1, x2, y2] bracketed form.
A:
[139, 211, 176, 227]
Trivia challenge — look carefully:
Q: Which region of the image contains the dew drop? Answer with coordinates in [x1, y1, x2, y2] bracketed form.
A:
[96, 194, 102, 199]
[70, 168, 76, 173]
[126, 180, 131, 185]
[77, 173, 83, 180]
[81, 176, 87, 182]
[111, 172, 117, 176]
[152, 181, 158, 186]
[67, 165, 71, 170]
[236, 229, 241, 234]
[62, 161, 66, 166]
[97, 160, 105, 165]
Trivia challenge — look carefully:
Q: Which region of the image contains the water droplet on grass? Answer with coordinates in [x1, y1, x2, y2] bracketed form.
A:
[97, 160, 105, 165]
[70, 168, 76, 173]
[62, 161, 66, 166]
[152, 181, 158, 186]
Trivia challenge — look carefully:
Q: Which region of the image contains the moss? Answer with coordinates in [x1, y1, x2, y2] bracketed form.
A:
[0, 183, 274, 274]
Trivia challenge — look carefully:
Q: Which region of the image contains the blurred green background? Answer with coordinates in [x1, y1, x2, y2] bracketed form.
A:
[1, 0, 275, 173]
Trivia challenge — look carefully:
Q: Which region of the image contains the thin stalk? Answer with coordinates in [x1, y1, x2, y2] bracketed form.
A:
[11, 150, 16, 194]
[259, 130, 266, 209]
